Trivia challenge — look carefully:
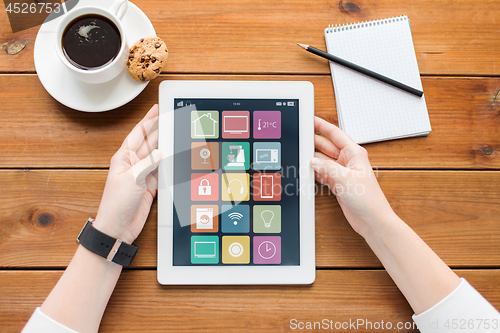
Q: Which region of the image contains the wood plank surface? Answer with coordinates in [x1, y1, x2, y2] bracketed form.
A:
[1, 169, 498, 269]
[0, 75, 498, 169]
[1, 0, 499, 332]
[1, 0, 500, 75]
[1, 269, 499, 333]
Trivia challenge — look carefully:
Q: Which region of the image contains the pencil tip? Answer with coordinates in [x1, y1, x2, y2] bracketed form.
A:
[297, 43, 308, 50]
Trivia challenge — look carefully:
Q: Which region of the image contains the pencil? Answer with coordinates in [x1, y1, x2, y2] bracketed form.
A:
[297, 43, 423, 97]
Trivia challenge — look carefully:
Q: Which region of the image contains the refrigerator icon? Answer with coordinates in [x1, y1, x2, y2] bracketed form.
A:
[260, 175, 274, 199]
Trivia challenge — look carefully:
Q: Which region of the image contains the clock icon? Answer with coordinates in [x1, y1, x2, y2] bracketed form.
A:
[257, 241, 277, 259]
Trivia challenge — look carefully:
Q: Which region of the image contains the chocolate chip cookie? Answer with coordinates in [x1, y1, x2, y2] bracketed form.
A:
[127, 36, 168, 82]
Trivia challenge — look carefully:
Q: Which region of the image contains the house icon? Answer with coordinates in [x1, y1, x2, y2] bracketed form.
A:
[192, 112, 219, 138]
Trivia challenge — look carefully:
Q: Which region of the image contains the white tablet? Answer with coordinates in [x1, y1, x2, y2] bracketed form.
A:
[157, 81, 315, 285]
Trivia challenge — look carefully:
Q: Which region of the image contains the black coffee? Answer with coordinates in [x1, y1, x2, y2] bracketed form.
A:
[62, 14, 121, 70]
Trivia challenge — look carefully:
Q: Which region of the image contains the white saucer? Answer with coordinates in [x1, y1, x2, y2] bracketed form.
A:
[34, 0, 156, 112]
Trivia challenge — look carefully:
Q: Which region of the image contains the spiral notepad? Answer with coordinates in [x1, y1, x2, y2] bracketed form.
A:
[324, 16, 431, 144]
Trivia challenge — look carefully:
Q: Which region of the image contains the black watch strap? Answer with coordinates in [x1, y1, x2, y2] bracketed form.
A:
[77, 218, 139, 267]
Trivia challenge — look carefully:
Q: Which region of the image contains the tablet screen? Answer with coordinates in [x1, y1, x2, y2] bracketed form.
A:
[172, 98, 300, 266]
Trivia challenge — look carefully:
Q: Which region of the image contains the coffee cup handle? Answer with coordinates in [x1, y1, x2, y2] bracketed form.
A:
[110, 0, 128, 20]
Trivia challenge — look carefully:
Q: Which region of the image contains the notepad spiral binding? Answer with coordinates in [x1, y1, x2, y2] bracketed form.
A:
[324, 15, 407, 33]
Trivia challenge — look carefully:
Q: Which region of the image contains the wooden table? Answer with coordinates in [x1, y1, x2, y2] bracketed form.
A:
[1, 0, 499, 332]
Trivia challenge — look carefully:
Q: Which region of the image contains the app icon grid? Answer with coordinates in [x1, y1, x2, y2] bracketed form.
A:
[188, 108, 290, 266]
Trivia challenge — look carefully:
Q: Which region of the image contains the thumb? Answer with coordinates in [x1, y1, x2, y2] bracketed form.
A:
[132, 149, 162, 188]
[310, 157, 346, 184]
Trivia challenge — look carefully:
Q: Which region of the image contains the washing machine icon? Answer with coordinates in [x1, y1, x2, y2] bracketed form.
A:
[196, 207, 214, 229]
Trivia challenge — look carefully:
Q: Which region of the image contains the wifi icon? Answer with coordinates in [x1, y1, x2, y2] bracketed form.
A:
[222, 205, 250, 233]
[228, 212, 244, 225]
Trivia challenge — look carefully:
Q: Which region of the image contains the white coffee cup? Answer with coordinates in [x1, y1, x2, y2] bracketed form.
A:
[54, 0, 129, 84]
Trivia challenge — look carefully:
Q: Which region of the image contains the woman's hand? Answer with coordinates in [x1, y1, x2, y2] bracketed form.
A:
[93, 105, 162, 244]
[311, 117, 462, 315]
[311, 116, 394, 236]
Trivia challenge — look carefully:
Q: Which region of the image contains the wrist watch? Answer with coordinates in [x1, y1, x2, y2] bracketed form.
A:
[76, 217, 139, 267]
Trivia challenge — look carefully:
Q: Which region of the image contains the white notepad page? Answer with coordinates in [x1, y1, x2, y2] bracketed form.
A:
[324, 16, 431, 144]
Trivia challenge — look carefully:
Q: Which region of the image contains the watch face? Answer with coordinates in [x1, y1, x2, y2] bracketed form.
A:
[258, 241, 277, 259]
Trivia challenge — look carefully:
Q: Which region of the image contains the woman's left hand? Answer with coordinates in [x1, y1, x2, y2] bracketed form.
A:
[93, 104, 162, 244]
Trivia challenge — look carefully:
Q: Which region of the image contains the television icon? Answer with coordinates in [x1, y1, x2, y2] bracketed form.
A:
[222, 111, 250, 139]
[191, 236, 219, 264]
[194, 241, 217, 258]
[256, 149, 279, 163]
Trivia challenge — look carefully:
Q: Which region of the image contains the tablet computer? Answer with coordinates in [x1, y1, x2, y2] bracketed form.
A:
[157, 81, 315, 285]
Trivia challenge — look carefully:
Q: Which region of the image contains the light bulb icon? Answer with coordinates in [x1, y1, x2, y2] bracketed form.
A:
[261, 210, 274, 228]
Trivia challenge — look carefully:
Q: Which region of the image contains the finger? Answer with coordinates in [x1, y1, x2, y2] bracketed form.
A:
[132, 149, 162, 188]
[122, 105, 159, 152]
[145, 173, 158, 198]
[151, 167, 159, 180]
[314, 170, 329, 186]
[314, 151, 336, 162]
[314, 116, 356, 150]
[137, 129, 159, 160]
[315, 134, 341, 160]
[310, 155, 345, 183]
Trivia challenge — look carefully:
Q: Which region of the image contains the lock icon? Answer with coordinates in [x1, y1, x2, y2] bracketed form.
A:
[198, 179, 211, 195]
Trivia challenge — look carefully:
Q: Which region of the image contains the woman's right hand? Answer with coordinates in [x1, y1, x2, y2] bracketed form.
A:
[310, 116, 395, 237]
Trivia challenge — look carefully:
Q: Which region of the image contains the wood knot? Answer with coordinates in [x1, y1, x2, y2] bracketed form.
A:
[480, 145, 495, 156]
[339, 1, 360, 13]
[493, 88, 500, 108]
[33, 212, 55, 227]
[1, 40, 27, 55]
